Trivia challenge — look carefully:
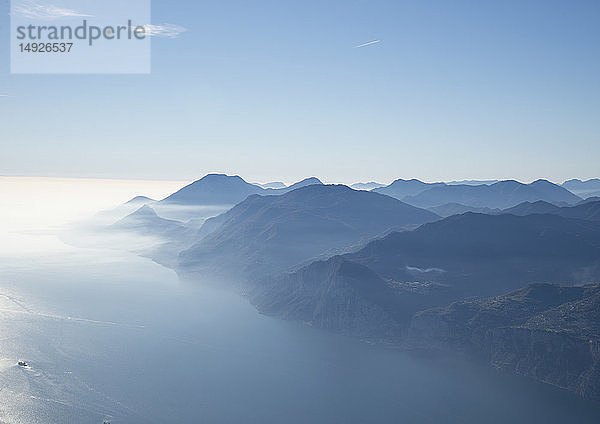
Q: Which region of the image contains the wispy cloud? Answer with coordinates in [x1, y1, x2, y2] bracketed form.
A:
[142, 24, 187, 38]
[13, 1, 92, 20]
[355, 40, 381, 48]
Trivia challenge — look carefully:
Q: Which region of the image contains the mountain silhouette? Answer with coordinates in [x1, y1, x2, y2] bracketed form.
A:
[178, 184, 439, 278]
[161, 174, 323, 206]
[350, 182, 386, 191]
[112, 205, 192, 240]
[403, 179, 581, 209]
[373, 178, 445, 200]
[563, 179, 600, 199]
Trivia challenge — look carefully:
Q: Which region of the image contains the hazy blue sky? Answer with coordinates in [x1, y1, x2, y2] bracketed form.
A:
[1, 0, 599, 184]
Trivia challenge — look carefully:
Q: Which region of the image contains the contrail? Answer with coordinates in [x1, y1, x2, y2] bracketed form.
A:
[355, 40, 381, 48]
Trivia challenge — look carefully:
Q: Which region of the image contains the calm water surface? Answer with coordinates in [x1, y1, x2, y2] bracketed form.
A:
[0, 235, 599, 424]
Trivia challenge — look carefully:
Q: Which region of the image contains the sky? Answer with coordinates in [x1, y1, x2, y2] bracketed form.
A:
[1, 0, 599, 185]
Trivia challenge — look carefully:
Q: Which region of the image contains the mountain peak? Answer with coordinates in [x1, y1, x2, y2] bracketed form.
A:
[350, 182, 385, 191]
[284, 177, 323, 190]
[135, 205, 158, 216]
[161, 174, 262, 205]
[531, 179, 554, 185]
[125, 195, 155, 205]
[198, 173, 246, 182]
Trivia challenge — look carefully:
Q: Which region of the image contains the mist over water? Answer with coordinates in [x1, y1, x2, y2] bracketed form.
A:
[0, 178, 599, 423]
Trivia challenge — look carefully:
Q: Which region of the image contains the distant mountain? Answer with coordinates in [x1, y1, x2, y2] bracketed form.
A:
[503, 200, 600, 221]
[271, 177, 322, 193]
[112, 205, 192, 240]
[427, 203, 499, 217]
[403, 179, 581, 209]
[373, 179, 446, 200]
[178, 184, 440, 279]
[501, 200, 562, 216]
[125, 195, 156, 205]
[584, 191, 600, 199]
[161, 174, 265, 205]
[563, 179, 600, 198]
[257, 181, 286, 189]
[161, 174, 323, 206]
[109, 205, 196, 266]
[446, 179, 499, 186]
[580, 196, 600, 205]
[78, 195, 157, 228]
[409, 282, 600, 401]
[350, 182, 386, 191]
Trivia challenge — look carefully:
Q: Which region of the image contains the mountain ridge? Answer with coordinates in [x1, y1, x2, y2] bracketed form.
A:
[403, 179, 581, 209]
[161, 173, 323, 206]
[178, 184, 440, 279]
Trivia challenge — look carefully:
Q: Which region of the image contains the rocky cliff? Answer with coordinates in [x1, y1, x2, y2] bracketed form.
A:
[409, 283, 600, 401]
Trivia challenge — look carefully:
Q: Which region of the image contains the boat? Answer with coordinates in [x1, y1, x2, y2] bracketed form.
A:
[17, 361, 28, 367]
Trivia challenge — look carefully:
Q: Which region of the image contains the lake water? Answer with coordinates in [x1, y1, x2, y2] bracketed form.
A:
[1, 234, 599, 424]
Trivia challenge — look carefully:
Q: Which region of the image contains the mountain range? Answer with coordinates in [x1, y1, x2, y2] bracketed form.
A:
[373, 179, 446, 200]
[78, 172, 600, 401]
[402, 179, 581, 209]
[178, 184, 439, 279]
[562, 179, 600, 199]
[502, 199, 600, 221]
[371, 178, 582, 211]
[350, 182, 386, 190]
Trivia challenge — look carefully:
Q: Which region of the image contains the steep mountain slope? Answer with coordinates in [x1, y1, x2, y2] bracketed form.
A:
[250, 212, 600, 344]
[178, 185, 440, 279]
[251, 257, 406, 338]
[347, 212, 600, 295]
[251, 255, 453, 335]
[403, 180, 581, 209]
[409, 283, 600, 401]
[250, 212, 600, 335]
